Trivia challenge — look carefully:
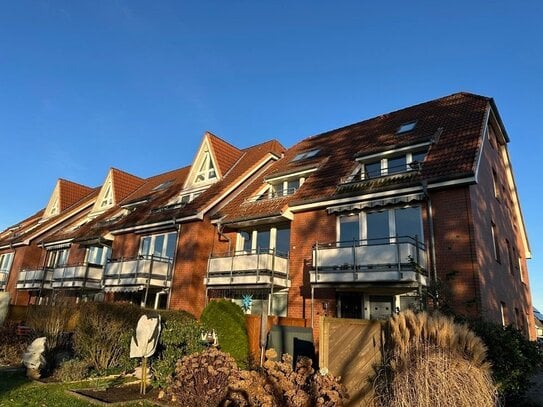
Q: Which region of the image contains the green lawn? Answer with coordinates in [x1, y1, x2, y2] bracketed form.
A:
[0, 371, 155, 406]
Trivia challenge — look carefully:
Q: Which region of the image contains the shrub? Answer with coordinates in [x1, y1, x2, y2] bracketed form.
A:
[0, 322, 33, 366]
[464, 318, 543, 403]
[152, 310, 205, 388]
[53, 358, 90, 382]
[374, 310, 498, 407]
[200, 300, 249, 367]
[73, 302, 142, 372]
[27, 299, 75, 351]
[226, 349, 348, 407]
[167, 347, 240, 407]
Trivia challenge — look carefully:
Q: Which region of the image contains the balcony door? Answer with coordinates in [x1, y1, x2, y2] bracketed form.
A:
[140, 232, 177, 260]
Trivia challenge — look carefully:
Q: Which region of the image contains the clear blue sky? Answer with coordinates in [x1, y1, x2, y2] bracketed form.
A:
[1, 1, 541, 309]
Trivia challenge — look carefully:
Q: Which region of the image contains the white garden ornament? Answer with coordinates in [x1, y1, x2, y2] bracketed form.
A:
[130, 315, 161, 394]
[22, 337, 47, 377]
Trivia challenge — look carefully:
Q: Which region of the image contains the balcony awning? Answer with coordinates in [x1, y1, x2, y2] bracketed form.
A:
[327, 193, 425, 214]
[104, 285, 144, 293]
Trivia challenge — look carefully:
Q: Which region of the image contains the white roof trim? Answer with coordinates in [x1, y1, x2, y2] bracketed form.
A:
[474, 105, 491, 183]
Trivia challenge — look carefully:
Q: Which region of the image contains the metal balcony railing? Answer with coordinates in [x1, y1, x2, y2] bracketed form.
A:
[311, 235, 427, 284]
[103, 254, 173, 290]
[17, 268, 53, 290]
[205, 248, 290, 288]
[51, 263, 104, 290]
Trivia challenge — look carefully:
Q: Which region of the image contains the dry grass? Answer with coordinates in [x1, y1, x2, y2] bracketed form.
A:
[374, 310, 499, 407]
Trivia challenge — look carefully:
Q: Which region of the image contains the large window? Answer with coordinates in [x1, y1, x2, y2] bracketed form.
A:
[237, 226, 291, 255]
[46, 249, 69, 268]
[0, 253, 14, 285]
[366, 211, 390, 244]
[87, 246, 111, 266]
[140, 232, 177, 259]
[338, 206, 423, 244]
[195, 150, 217, 183]
[339, 215, 360, 246]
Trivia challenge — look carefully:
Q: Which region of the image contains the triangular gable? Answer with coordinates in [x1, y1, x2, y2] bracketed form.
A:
[43, 179, 94, 220]
[183, 133, 236, 190]
[91, 168, 144, 214]
[206, 132, 243, 176]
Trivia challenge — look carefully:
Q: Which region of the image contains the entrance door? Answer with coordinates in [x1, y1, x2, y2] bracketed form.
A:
[369, 295, 393, 320]
[339, 292, 363, 319]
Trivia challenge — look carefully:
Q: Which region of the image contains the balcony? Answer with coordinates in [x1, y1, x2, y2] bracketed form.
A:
[51, 263, 103, 290]
[205, 249, 290, 288]
[310, 236, 427, 285]
[103, 255, 172, 292]
[17, 268, 53, 290]
[0, 271, 8, 290]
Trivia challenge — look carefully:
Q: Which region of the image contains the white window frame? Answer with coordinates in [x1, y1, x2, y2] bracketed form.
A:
[0, 252, 14, 283]
[360, 149, 427, 180]
[46, 249, 69, 268]
[194, 150, 217, 184]
[236, 226, 290, 254]
[337, 206, 423, 243]
[100, 183, 113, 207]
[86, 246, 111, 266]
[139, 232, 177, 259]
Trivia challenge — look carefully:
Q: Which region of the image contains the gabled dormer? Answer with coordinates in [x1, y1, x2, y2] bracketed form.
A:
[183, 132, 242, 190]
[42, 179, 94, 221]
[90, 168, 145, 215]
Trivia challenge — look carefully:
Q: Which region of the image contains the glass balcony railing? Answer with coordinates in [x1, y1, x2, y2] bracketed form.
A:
[103, 255, 172, 291]
[205, 248, 290, 288]
[311, 235, 427, 284]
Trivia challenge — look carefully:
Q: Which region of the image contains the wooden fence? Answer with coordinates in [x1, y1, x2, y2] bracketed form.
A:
[319, 317, 383, 407]
[245, 315, 310, 362]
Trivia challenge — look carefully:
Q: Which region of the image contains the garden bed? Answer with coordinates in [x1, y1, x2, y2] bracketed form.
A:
[70, 383, 161, 405]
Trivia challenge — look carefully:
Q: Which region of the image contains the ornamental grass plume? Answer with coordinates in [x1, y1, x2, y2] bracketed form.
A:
[374, 310, 498, 407]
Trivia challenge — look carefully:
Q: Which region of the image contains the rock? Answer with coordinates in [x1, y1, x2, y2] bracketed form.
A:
[158, 390, 165, 399]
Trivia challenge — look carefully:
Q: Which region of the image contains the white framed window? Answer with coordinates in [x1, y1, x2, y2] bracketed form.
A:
[237, 226, 290, 255]
[361, 150, 426, 179]
[49, 196, 59, 216]
[140, 232, 177, 259]
[194, 149, 217, 184]
[0, 252, 14, 282]
[271, 178, 301, 197]
[86, 246, 111, 266]
[337, 206, 423, 245]
[100, 183, 113, 207]
[46, 249, 69, 268]
[518, 256, 525, 283]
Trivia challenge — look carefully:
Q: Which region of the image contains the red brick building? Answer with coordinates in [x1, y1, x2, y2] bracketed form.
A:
[0, 92, 535, 339]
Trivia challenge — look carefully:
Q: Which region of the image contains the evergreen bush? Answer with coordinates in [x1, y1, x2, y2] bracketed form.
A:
[464, 318, 543, 403]
[200, 299, 249, 367]
[152, 310, 205, 388]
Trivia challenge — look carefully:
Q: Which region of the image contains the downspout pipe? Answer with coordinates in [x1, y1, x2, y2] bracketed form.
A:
[217, 223, 232, 255]
[166, 219, 180, 311]
[422, 181, 439, 306]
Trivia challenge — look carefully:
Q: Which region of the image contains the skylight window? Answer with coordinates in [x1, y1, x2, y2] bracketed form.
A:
[152, 180, 173, 191]
[292, 149, 320, 162]
[397, 121, 417, 134]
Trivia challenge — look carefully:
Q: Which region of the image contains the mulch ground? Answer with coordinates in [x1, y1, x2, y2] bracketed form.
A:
[75, 383, 160, 404]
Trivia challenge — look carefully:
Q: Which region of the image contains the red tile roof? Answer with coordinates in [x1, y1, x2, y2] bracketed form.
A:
[57, 179, 94, 211]
[216, 92, 490, 224]
[110, 168, 145, 203]
[206, 132, 244, 176]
